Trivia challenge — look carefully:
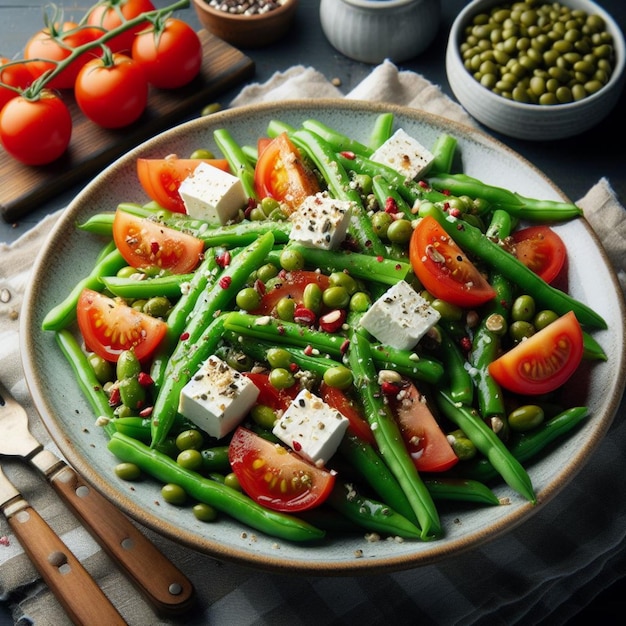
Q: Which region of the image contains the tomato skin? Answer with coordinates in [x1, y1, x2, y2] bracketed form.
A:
[112, 208, 204, 273]
[75, 53, 148, 128]
[0, 91, 72, 165]
[409, 215, 496, 307]
[254, 132, 321, 212]
[77, 288, 167, 362]
[136, 157, 230, 213]
[319, 383, 375, 445]
[228, 426, 335, 512]
[0, 58, 34, 111]
[87, 0, 156, 53]
[511, 225, 567, 284]
[488, 311, 584, 395]
[243, 372, 299, 412]
[131, 18, 202, 89]
[390, 382, 459, 473]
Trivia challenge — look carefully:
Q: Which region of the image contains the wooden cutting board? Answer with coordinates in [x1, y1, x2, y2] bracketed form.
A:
[1, 29, 255, 223]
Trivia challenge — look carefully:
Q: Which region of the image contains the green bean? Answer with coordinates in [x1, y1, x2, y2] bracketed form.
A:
[583, 331, 608, 361]
[418, 203, 606, 330]
[213, 128, 257, 200]
[429, 134, 458, 175]
[368, 112, 395, 150]
[78, 212, 116, 236]
[198, 220, 291, 247]
[434, 325, 474, 405]
[302, 119, 373, 157]
[435, 390, 536, 503]
[266, 119, 296, 138]
[424, 477, 500, 506]
[369, 344, 444, 385]
[371, 175, 414, 220]
[485, 207, 516, 241]
[108, 433, 325, 542]
[201, 446, 231, 474]
[100, 273, 194, 299]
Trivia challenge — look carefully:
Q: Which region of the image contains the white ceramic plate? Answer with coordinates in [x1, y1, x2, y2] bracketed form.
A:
[20, 100, 626, 575]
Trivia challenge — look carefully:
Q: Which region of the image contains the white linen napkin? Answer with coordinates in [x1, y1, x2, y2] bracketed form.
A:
[1, 61, 625, 626]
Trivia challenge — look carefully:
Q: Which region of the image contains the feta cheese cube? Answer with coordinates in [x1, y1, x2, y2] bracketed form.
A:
[370, 128, 434, 182]
[272, 389, 349, 465]
[178, 355, 259, 439]
[178, 162, 247, 225]
[359, 281, 440, 350]
[289, 192, 354, 250]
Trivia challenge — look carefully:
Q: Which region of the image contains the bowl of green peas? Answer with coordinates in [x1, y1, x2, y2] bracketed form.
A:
[446, 0, 625, 140]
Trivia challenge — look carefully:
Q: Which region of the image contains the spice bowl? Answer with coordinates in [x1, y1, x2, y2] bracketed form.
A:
[319, 0, 441, 64]
[193, 0, 298, 48]
[445, 0, 626, 140]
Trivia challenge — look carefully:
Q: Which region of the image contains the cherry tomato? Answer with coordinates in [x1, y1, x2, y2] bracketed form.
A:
[228, 426, 335, 512]
[254, 132, 321, 213]
[87, 0, 156, 53]
[488, 311, 584, 395]
[252, 270, 331, 316]
[75, 52, 148, 128]
[390, 381, 458, 473]
[511, 225, 567, 284]
[319, 383, 375, 445]
[243, 372, 299, 412]
[112, 208, 204, 273]
[0, 91, 72, 165]
[136, 157, 231, 213]
[131, 18, 202, 89]
[409, 215, 496, 308]
[0, 57, 33, 111]
[24, 22, 102, 90]
[77, 288, 167, 362]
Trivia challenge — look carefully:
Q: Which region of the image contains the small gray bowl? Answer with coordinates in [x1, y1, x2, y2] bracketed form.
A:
[446, 0, 625, 140]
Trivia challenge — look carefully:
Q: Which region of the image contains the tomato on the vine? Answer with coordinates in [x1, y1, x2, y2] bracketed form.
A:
[136, 157, 230, 213]
[228, 426, 335, 513]
[77, 288, 167, 362]
[0, 58, 33, 111]
[112, 208, 204, 273]
[409, 215, 496, 307]
[75, 52, 148, 128]
[0, 91, 72, 165]
[488, 311, 584, 395]
[87, 0, 156, 53]
[511, 225, 567, 284]
[131, 18, 202, 89]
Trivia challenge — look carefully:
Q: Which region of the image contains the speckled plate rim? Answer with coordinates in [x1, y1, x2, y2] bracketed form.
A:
[20, 99, 626, 576]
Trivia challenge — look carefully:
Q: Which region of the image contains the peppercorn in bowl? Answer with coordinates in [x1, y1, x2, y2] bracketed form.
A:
[445, 0, 625, 140]
[193, 0, 298, 48]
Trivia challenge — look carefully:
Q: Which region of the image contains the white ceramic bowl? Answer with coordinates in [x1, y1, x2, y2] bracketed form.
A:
[446, 0, 626, 140]
[320, 0, 441, 64]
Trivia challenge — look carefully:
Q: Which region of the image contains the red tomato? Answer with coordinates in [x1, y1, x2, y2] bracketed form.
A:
[131, 18, 202, 89]
[77, 288, 167, 362]
[410, 215, 496, 308]
[511, 225, 567, 284]
[488, 311, 584, 395]
[136, 157, 231, 213]
[112, 208, 204, 273]
[243, 372, 299, 412]
[319, 383, 375, 445]
[0, 58, 34, 111]
[87, 0, 156, 53]
[24, 22, 102, 89]
[254, 132, 321, 212]
[0, 91, 72, 165]
[75, 53, 148, 128]
[390, 382, 458, 473]
[252, 270, 331, 316]
[228, 426, 335, 512]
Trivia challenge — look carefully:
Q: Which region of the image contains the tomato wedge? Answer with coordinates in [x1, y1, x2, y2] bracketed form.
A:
[228, 426, 335, 512]
[488, 311, 583, 395]
[77, 288, 167, 362]
[137, 157, 231, 213]
[320, 383, 375, 445]
[252, 270, 331, 316]
[112, 208, 204, 274]
[390, 382, 458, 473]
[243, 372, 299, 412]
[511, 225, 567, 284]
[254, 132, 320, 212]
[410, 215, 496, 307]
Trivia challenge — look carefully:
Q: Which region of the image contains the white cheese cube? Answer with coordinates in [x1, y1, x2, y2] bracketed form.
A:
[272, 389, 349, 466]
[289, 192, 354, 250]
[178, 355, 259, 439]
[178, 162, 247, 225]
[370, 128, 434, 182]
[359, 281, 441, 350]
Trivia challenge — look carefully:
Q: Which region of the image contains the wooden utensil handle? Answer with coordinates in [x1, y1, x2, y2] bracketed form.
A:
[49, 464, 195, 615]
[7, 501, 127, 626]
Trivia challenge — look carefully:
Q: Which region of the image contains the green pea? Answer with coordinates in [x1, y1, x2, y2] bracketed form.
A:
[352, 173, 373, 195]
[329, 271, 358, 295]
[509, 320, 536, 343]
[189, 148, 215, 159]
[323, 365, 353, 390]
[143, 296, 171, 318]
[114, 462, 142, 481]
[371, 211, 392, 238]
[447, 430, 477, 461]
[276, 297, 296, 322]
[224, 349, 253, 372]
[114, 403, 135, 418]
[224, 472, 241, 491]
[266, 347, 292, 369]
[176, 429, 204, 451]
[250, 404, 278, 429]
[118, 376, 146, 410]
[511, 295, 536, 322]
[131, 299, 147, 312]
[508, 404, 545, 432]
[260, 197, 280, 217]
[279, 249, 305, 271]
[269, 367, 295, 390]
[88, 353, 114, 385]
[117, 266, 139, 279]
[116, 349, 141, 380]
[236, 287, 261, 311]
[256, 263, 279, 282]
[161, 483, 187, 505]
[386, 219, 413, 245]
[193, 503, 218, 522]
[177, 448, 204, 471]
[349, 291, 372, 313]
[322, 286, 350, 309]
[533, 309, 559, 330]
[430, 298, 463, 322]
[303, 282, 323, 313]
[249, 207, 266, 221]
[485, 313, 508, 336]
